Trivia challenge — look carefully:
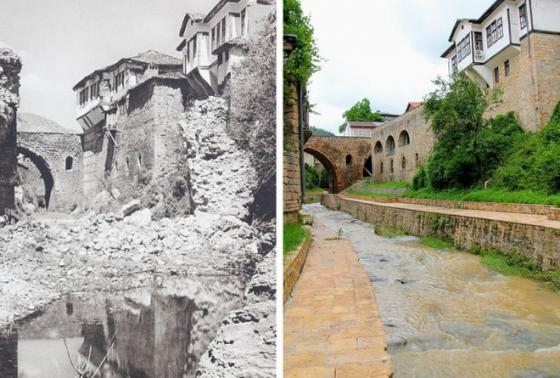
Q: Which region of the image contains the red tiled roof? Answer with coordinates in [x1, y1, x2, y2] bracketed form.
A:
[405, 102, 423, 113]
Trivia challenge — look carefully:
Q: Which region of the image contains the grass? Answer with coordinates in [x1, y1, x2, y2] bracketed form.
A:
[359, 181, 411, 190]
[284, 222, 307, 257]
[420, 236, 452, 249]
[404, 188, 560, 207]
[375, 225, 408, 238]
[347, 184, 560, 207]
[470, 246, 560, 291]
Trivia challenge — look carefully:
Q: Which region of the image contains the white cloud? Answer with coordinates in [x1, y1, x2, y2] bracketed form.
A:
[301, 0, 488, 135]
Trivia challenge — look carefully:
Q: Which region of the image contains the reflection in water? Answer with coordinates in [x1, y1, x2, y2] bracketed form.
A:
[0, 278, 243, 378]
[306, 204, 560, 378]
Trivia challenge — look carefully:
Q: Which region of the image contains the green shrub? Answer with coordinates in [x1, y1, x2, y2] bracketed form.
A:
[412, 165, 428, 190]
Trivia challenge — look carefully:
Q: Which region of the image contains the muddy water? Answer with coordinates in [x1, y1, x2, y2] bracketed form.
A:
[305, 204, 560, 378]
[0, 277, 244, 378]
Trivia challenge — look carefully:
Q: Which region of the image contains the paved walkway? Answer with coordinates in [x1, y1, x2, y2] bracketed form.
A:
[341, 194, 560, 229]
[284, 222, 393, 378]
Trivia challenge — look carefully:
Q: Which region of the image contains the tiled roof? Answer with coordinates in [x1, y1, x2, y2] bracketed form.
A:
[129, 50, 182, 66]
[73, 50, 181, 90]
[405, 102, 423, 113]
[18, 113, 79, 134]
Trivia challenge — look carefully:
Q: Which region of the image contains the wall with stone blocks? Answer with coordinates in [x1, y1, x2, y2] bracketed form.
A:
[323, 194, 560, 271]
[0, 49, 21, 212]
[486, 32, 560, 131]
[283, 82, 302, 222]
[283, 230, 312, 303]
[342, 193, 557, 217]
[370, 106, 434, 183]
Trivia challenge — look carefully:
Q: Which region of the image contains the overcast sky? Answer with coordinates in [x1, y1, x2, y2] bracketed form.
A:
[301, 0, 492, 135]
[0, 0, 212, 133]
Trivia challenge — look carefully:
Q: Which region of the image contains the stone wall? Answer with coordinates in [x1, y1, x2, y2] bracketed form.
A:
[486, 32, 560, 131]
[83, 77, 187, 202]
[0, 49, 21, 213]
[283, 230, 311, 303]
[323, 194, 560, 271]
[283, 81, 302, 222]
[341, 193, 558, 217]
[370, 106, 434, 182]
[18, 132, 83, 212]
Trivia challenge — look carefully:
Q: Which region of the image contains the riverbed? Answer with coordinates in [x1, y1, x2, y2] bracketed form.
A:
[305, 203, 560, 378]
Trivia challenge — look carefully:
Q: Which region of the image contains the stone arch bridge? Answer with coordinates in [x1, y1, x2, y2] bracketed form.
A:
[304, 136, 372, 193]
[16, 113, 83, 212]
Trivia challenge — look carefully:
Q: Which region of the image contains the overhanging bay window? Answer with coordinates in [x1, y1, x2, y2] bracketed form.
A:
[474, 32, 483, 51]
[457, 36, 471, 62]
[486, 17, 504, 48]
[520, 4, 527, 29]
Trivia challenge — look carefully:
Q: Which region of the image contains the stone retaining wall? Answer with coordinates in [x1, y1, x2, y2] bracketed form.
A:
[343, 193, 560, 219]
[283, 230, 312, 303]
[323, 194, 560, 271]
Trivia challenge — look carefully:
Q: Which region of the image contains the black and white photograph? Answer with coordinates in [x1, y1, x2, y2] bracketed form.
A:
[0, 0, 276, 377]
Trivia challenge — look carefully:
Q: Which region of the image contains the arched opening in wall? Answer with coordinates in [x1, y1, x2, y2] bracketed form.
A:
[402, 156, 406, 169]
[386, 136, 396, 155]
[363, 156, 373, 177]
[17, 146, 55, 210]
[399, 130, 411, 146]
[126, 157, 130, 175]
[380, 162, 384, 174]
[304, 148, 340, 194]
[346, 154, 353, 166]
[374, 141, 383, 154]
[390, 159, 394, 173]
[138, 154, 142, 169]
[65, 156, 73, 171]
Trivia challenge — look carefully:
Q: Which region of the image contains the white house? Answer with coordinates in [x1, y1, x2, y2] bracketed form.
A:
[73, 50, 182, 131]
[176, 0, 274, 93]
[441, 0, 560, 87]
[345, 113, 399, 137]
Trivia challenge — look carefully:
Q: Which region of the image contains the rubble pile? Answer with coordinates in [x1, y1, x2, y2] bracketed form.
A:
[180, 97, 258, 221]
[0, 205, 263, 327]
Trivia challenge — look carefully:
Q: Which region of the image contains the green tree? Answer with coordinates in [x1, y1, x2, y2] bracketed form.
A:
[310, 126, 335, 137]
[338, 98, 384, 133]
[283, 0, 321, 87]
[416, 73, 519, 190]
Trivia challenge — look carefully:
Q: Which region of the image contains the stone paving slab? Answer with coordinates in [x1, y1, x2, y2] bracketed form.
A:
[341, 194, 560, 229]
[284, 221, 393, 377]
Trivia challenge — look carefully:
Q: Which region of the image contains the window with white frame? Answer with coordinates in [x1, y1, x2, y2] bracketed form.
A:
[457, 36, 471, 62]
[519, 3, 527, 29]
[486, 17, 504, 48]
[451, 55, 458, 72]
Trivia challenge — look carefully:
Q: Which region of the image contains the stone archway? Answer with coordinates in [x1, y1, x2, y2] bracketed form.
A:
[304, 147, 342, 194]
[17, 145, 55, 209]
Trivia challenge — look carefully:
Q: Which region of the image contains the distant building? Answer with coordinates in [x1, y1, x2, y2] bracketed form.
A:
[441, 0, 560, 131]
[345, 113, 399, 137]
[177, 0, 275, 93]
[72, 51, 187, 198]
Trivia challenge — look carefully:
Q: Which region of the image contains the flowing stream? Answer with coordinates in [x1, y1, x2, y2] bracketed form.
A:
[305, 203, 560, 378]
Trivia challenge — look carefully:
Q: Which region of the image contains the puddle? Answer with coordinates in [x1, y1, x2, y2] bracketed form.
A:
[305, 203, 560, 378]
[0, 277, 244, 378]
